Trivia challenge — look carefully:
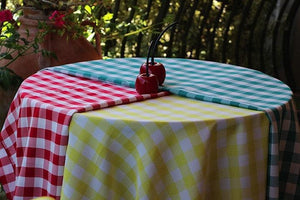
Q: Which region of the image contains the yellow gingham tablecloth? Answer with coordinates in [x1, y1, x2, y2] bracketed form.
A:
[61, 95, 269, 199]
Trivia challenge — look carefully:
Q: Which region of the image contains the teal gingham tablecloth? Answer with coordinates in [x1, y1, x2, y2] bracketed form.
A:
[48, 57, 300, 199]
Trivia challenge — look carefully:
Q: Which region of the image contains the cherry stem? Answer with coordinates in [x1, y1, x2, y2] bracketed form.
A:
[146, 40, 155, 77]
[151, 22, 178, 65]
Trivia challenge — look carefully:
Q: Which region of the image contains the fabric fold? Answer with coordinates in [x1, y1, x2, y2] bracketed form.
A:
[0, 69, 169, 199]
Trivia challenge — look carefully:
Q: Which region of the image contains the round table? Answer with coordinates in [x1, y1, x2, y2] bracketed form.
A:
[0, 57, 298, 199]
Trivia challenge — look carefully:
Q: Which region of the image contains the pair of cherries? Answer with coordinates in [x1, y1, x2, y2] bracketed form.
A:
[135, 22, 177, 94]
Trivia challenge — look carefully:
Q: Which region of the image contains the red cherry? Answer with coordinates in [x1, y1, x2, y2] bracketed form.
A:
[140, 62, 166, 85]
[135, 73, 159, 94]
[140, 22, 177, 86]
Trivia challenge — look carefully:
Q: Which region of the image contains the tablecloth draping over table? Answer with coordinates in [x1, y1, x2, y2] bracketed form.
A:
[0, 70, 169, 199]
[49, 57, 300, 199]
[61, 95, 270, 199]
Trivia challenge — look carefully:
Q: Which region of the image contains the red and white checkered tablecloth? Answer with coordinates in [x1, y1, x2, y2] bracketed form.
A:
[0, 70, 169, 200]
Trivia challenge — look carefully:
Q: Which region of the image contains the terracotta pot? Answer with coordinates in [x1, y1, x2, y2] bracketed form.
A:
[39, 31, 102, 68]
[0, 7, 102, 127]
[0, 7, 102, 79]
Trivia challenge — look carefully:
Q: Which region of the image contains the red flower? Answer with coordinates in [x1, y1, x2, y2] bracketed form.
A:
[0, 9, 13, 22]
[49, 11, 65, 28]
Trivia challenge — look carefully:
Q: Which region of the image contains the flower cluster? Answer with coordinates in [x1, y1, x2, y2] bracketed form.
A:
[42, 8, 88, 40]
[49, 11, 65, 28]
[0, 9, 13, 22]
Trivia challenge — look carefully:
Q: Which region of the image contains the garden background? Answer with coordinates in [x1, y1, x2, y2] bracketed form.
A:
[1, 0, 300, 198]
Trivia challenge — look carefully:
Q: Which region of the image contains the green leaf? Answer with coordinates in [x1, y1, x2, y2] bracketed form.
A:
[0, 68, 22, 90]
[0, 52, 13, 60]
[32, 43, 39, 50]
[84, 5, 92, 15]
[102, 12, 113, 22]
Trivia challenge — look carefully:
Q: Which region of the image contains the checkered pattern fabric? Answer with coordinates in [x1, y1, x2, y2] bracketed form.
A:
[49, 57, 300, 199]
[49, 57, 292, 110]
[0, 70, 169, 200]
[61, 95, 270, 199]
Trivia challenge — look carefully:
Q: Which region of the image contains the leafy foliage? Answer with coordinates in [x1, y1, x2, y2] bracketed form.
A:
[0, 67, 22, 90]
[0, 9, 50, 90]
[0, 0, 296, 89]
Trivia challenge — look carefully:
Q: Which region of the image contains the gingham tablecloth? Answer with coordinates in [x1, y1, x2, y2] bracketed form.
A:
[49, 57, 300, 199]
[0, 70, 169, 200]
[61, 95, 270, 199]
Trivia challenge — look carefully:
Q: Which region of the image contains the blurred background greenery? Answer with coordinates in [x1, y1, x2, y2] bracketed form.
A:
[1, 0, 299, 92]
